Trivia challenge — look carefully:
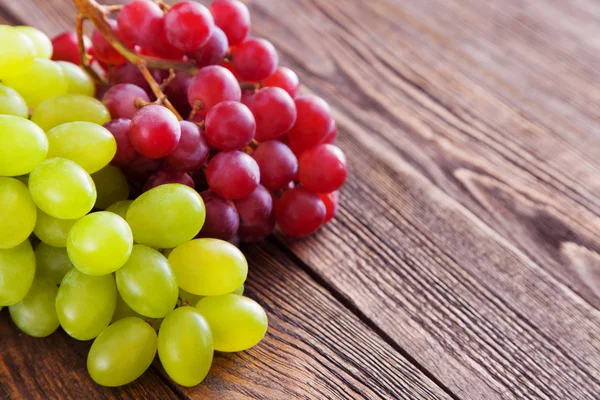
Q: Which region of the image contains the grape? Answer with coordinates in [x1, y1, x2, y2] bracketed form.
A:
[126, 184, 206, 249]
[275, 187, 326, 237]
[298, 144, 347, 193]
[102, 84, 150, 120]
[231, 38, 278, 82]
[287, 95, 333, 154]
[235, 185, 272, 225]
[209, 0, 250, 46]
[157, 306, 213, 387]
[198, 190, 239, 241]
[321, 120, 337, 144]
[163, 71, 193, 114]
[117, 0, 164, 47]
[179, 287, 204, 307]
[206, 151, 260, 200]
[187, 27, 228, 67]
[67, 212, 133, 276]
[0, 178, 36, 249]
[29, 158, 97, 220]
[92, 165, 130, 209]
[91, 20, 126, 66]
[52, 31, 90, 65]
[0, 83, 28, 118]
[34, 209, 78, 248]
[103, 119, 137, 167]
[14, 26, 52, 59]
[55, 268, 117, 341]
[105, 200, 133, 220]
[116, 245, 178, 318]
[46, 122, 117, 174]
[168, 238, 247, 296]
[252, 140, 298, 191]
[319, 191, 339, 223]
[187, 65, 241, 118]
[196, 294, 267, 352]
[32, 94, 111, 131]
[130, 105, 181, 159]
[111, 292, 164, 332]
[164, 1, 214, 52]
[205, 101, 256, 150]
[0, 115, 48, 177]
[165, 121, 210, 172]
[0, 240, 35, 306]
[0, 27, 35, 78]
[238, 214, 275, 243]
[144, 169, 194, 192]
[2, 59, 67, 108]
[122, 155, 163, 182]
[263, 67, 300, 98]
[232, 284, 245, 296]
[249, 87, 297, 141]
[56, 61, 96, 97]
[145, 29, 185, 61]
[113, 62, 153, 96]
[35, 243, 73, 285]
[9, 277, 59, 338]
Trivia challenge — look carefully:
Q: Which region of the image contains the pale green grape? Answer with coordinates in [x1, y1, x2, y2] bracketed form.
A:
[2, 59, 67, 108]
[67, 212, 133, 276]
[126, 184, 206, 249]
[88, 317, 157, 387]
[47, 122, 116, 174]
[179, 288, 203, 307]
[195, 294, 268, 352]
[0, 115, 48, 177]
[33, 208, 78, 247]
[15, 175, 29, 186]
[13, 26, 52, 59]
[55, 268, 117, 340]
[106, 200, 133, 219]
[0, 27, 35, 78]
[158, 306, 213, 387]
[112, 294, 163, 331]
[29, 158, 97, 219]
[0, 178, 36, 249]
[116, 245, 178, 318]
[35, 242, 73, 285]
[31, 94, 110, 131]
[0, 83, 28, 118]
[92, 166, 129, 209]
[232, 284, 245, 296]
[9, 277, 59, 337]
[0, 240, 35, 306]
[56, 61, 95, 97]
[168, 239, 247, 296]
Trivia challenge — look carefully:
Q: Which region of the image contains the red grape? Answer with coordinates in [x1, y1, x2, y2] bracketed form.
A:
[113, 63, 152, 95]
[51, 31, 90, 65]
[321, 120, 337, 144]
[102, 83, 149, 119]
[187, 27, 228, 67]
[298, 144, 347, 193]
[275, 187, 326, 237]
[164, 1, 214, 51]
[122, 155, 164, 182]
[263, 67, 300, 98]
[205, 101, 256, 150]
[209, 0, 250, 46]
[187, 65, 241, 118]
[235, 184, 272, 225]
[129, 105, 181, 159]
[91, 20, 127, 65]
[165, 121, 210, 172]
[117, 0, 164, 47]
[206, 151, 260, 199]
[249, 87, 297, 141]
[164, 71, 193, 112]
[241, 90, 255, 107]
[230, 38, 278, 82]
[144, 169, 194, 192]
[252, 140, 298, 191]
[238, 214, 275, 243]
[319, 191, 339, 223]
[288, 95, 333, 154]
[198, 190, 240, 241]
[145, 30, 186, 60]
[104, 118, 138, 167]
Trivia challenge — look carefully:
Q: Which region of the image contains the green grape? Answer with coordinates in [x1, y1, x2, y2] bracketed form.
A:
[232, 284, 245, 296]
[47, 122, 116, 174]
[56, 61, 95, 97]
[31, 94, 110, 132]
[158, 306, 213, 387]
[0, 83, 28, 118]
[0, 115, 48, 177]
[55, 268, 117, 340]
[87, 317, 157, 387]
[0, 27, 35, 78]
[168, 239, 247, 296]
[0, 178, 36, 249]
[112, 294, 163, 331]
[2, 59, 67, 108]
[0, 240, 35, 306]
[67, 212, 133, 276]
[35, 242, 73, 285]
[179, 288, 203, 307]
[126, 184, 206, 249]
[92, 166, 129, 209]
[195, 294, 268, 352]
[116, 245, 178, 318]
[106, 200, 133, 219]
[9, 277, 59, 337]
[15, 175, 29, 186]
[29, 158, 97, 219]
[33, 208, 78, 247]
[13, 26, 52, 59]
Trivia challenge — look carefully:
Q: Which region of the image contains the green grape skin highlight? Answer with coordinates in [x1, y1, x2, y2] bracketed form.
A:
[0, 115, 48, 177]
[31, 94, 111, 132]
[87, 317, 157, 387]
[35, 242, 74, 285]
[0, 240, 35, 306]
[55, 268, 117, 341]
[92, 166, 129, 210]
[158, 306, 213, 387]
[0, 83, 28, 118]
[106, 200, 133, 219]
[13, 26, 52, 59]
[2, 59, 67, 108]
[67, 212, 133, 276]
[126, 184, 206, 249]
[33, 208, 78, 248]
[29, 158, 97, 220]
[168, 239, 247, 296]
[47, 122, 116, 174]
[196, 294, 268, 352]
[116, 245, 178, 318]
[0, 27, 35, 78]
[9, 277, 60, 338]
[0, 178, 36, 249]
[56, 61, 95, 97]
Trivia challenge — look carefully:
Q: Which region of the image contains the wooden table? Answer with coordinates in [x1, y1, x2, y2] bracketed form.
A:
[1, 0, 599, 399]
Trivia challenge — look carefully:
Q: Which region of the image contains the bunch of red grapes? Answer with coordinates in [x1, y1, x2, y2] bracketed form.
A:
[52, 0, 347, 244]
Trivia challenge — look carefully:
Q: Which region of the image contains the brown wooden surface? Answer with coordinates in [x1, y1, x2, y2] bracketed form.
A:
[1, 0, 599, 399]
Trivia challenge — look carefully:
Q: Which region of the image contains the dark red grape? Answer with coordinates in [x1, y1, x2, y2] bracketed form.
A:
[187, 27, 228, 67]
[165, 121, 210, 172]
[238, 214, 275, 243]
[102, 83, 149, 119]
[249, 87, 297, 141]
[122, 155, 164, 182]
[144, 169, 194, 191]
[209, 0, 250, 46]
[275, 187, 326, 237]
[187, 65, 241, 118]
[104, 118, 138, 167]
[263, 67, 300, 98]
[51, 31, 90, 65]
[198, 190, 240, 241]
[252, 140, 298, 191]
[321, 120, 337, 144]
[318, 191, 339, 223]
[113, 63, 152, 95]
[144, 29, 186, 60]
[117, 0, 164, 47]
[241, 90, 255, 107]
[164, 71, 194, 113]
[164, 1, 214, 51]
[235, 184, 272, 225]
[205, 101, 256, 150]
[298, 144, 347, 193]
[230, 38, 278, 82]
[91, 20, 126, 65]
[288, 95, 333, 154]
[129, 105, 181, 159]
[206, 151, 260, 199]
